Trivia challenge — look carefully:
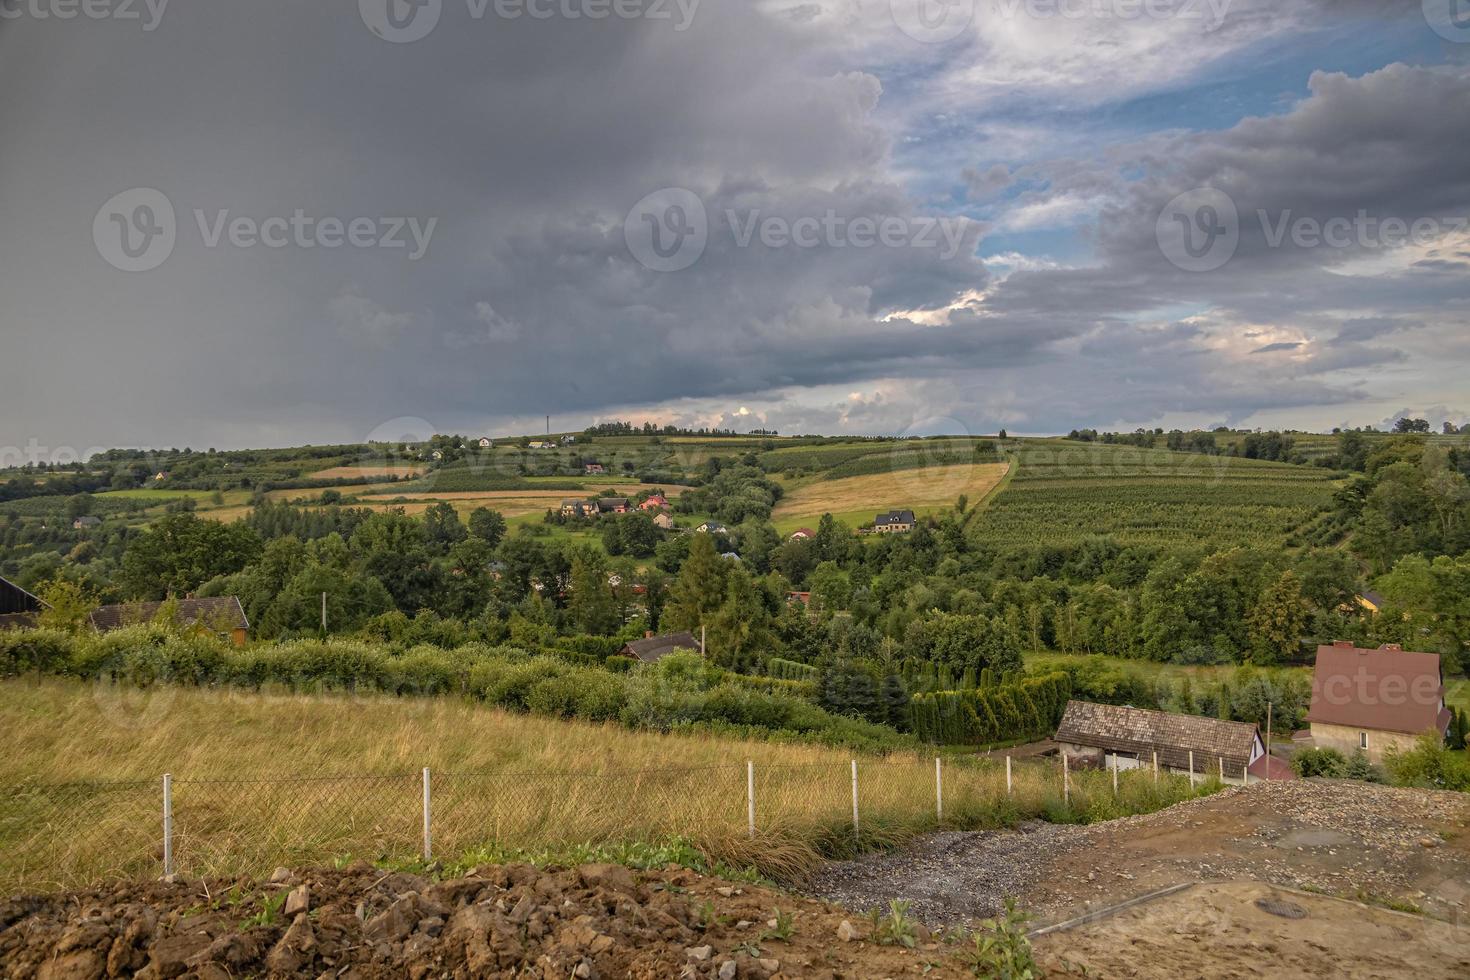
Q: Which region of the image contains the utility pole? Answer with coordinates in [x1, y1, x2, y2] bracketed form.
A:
[321, 591, 327, 635]
[700, 624, 707, 660]
[1265, 702, 1273, 777]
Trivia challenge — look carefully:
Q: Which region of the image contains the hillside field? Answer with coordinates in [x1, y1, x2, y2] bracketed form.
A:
[0, 676, 1204, 892]
[972, 440, 1342, 548]
[771, 462, 1009, 532]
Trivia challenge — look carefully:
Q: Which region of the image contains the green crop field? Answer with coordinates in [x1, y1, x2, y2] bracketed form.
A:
[971, 440, 1343, 548]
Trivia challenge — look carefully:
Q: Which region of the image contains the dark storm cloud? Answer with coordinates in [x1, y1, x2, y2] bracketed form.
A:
[0, 3, 1465, 449]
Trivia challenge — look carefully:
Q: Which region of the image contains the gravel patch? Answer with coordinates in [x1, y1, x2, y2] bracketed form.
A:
[803, 823, 1083, 927]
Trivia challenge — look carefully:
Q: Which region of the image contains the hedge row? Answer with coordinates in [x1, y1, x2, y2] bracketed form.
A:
[765, 657, 820, 682]
[908, 671, 1072, 745]
[0, 627, 911, 753]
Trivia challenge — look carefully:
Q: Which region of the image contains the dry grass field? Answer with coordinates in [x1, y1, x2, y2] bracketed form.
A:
[309, 463, 427, 480]
[0, 676, 1200, 893]
[771, 462, 1008, 532]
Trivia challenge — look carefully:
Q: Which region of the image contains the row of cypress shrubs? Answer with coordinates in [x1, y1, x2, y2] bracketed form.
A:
[907, 671, 1072, 745]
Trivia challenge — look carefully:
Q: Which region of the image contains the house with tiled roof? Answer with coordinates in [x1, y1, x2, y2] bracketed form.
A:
[90, 596, 250, 648]
[619, 631, 703, 664]
[1305, 641, 1451, 762]
[1055, 700, 1289, 784]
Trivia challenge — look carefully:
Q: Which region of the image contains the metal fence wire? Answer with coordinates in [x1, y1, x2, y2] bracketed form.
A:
[0, 754, 1215, 894]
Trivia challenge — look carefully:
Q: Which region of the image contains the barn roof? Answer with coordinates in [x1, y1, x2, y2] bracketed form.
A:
[620, 631, 702, 664]
[90, 596, 249, 633]
[0, 575, 47, 616]
[1055, 700, 1261, 771]
[1306, 642, 1450, 736]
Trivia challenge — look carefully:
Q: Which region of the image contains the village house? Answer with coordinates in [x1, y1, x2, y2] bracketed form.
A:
[1304, 641, 1451, 763]
[873, 510, 916, 534]
[619, 630, 703, 664]
[527, 441, 555, 450]
[788, 528, 815, 541]
[1055, 700, 1292, 783]
[560, 499, 597, 519]
[0, 575, 46, 631]
[478, 437, 493, 448]
[584, 462, 606, 475]
[90, 596, 251, 648]
[598, 497, 629, 515]
[695, 520, 728, 535]
[640, 494, 670, 511]
[652, 512, 676, 530]
[72, 515, 102, 529]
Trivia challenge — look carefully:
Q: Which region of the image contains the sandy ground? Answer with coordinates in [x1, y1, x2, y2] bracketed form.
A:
[1036, 881, 1470, 979]
[808, 780, 1470, 978]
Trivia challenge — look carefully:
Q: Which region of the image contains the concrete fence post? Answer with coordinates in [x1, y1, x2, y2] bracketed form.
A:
[1062, 752, 1070, 806]
[934, 757, 943, 824]
[421, 768, 432, 862]
[1111, 757, 1118, 796]
[162, 773, 174, 880]
[1006, 755, 1013, 797]
[746, 760, 756, 840]
[1188, 751, 1196, 788]
[850, 760, 860, 838]
[1152, 751, 1159, 785]
[1218, 757, 1224, 783]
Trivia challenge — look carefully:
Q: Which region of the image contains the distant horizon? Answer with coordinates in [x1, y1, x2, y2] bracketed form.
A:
[3, 419, 1464, 470]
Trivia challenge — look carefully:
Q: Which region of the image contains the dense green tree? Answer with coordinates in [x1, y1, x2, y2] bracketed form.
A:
[1246, 570, 1310, 664]
[119, 512, 263, 599]
[467, 507, 507, 548]
[422, 501, 468, 554]
[568, 551, 619, 635]
[662, 532, 728, 635]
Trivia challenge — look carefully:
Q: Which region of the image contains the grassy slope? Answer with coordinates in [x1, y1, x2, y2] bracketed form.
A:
[0, 676, 1211, 891]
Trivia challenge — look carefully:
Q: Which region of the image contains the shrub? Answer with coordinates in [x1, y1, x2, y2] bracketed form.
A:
[1292, 747, 1347, 778]
[0, 628, 77, 675]
[1384, 736, 1470, 792]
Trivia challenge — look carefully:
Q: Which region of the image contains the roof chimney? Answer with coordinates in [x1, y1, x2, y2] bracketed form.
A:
[1332, 640, 1355, 648]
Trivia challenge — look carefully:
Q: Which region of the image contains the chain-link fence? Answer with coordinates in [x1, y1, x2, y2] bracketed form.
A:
[0, 753, 1224, 894]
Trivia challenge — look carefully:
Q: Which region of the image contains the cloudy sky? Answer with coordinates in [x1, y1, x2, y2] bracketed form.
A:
[1, 0, 1468, 453]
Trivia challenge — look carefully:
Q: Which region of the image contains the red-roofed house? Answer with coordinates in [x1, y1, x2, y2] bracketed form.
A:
[640, 494, 669, 511]
[1305, 641, 1452, 762]
[788, 528, 816, 541]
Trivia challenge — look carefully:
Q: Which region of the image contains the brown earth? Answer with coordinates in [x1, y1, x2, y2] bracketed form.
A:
[809, 780, 1470, 979]
[0, 862, 981, 979]
[1036, 881, 1470, 979]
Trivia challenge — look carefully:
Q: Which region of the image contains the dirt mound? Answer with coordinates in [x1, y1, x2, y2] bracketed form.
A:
[1, 861, 982, 979]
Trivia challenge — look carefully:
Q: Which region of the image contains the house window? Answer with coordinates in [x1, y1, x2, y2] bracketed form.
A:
[1359, 732, 1368, 749]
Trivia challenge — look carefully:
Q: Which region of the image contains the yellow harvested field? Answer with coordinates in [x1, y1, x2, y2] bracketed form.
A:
[310, 464, 427, 479]
[772, 462, 1009, 530]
